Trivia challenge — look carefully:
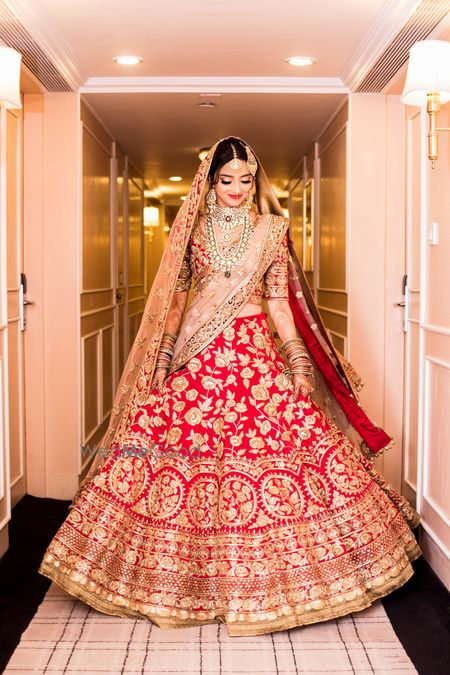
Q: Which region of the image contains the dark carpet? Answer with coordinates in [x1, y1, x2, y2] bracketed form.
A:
[0, 495, 71, 673]
[0, 495, 449, 674]
[382, 554, 450, 674]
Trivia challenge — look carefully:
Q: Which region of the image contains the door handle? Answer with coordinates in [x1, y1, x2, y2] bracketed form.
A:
[396, 274, 408, 333]
[20, 272, 35, 330]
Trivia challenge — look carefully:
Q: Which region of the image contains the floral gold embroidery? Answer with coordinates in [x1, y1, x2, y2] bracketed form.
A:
[171, 375, 189, 392]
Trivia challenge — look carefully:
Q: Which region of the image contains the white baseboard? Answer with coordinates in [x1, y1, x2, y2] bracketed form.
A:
[419, 525, 450, 591]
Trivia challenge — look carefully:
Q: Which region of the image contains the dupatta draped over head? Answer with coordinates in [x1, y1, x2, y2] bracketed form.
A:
[78, 136, 393, 498]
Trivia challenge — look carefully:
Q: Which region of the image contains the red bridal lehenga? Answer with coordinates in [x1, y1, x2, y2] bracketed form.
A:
[40, 137, 421, 636]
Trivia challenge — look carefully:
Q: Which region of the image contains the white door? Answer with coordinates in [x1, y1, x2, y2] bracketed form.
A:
[403, 106, 450, 589]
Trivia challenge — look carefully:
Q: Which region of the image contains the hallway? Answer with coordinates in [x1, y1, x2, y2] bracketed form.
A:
[0, 1, 449, 673]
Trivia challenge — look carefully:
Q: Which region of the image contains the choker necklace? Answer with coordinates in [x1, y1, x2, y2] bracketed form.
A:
[205, 205, 254, 277]
[211, 205, 247, 241]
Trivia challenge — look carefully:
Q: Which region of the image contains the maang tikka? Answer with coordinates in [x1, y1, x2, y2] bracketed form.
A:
[245, 145, 258, 177]
[229, 144, 243, 171]
[229, 142, 258, 176]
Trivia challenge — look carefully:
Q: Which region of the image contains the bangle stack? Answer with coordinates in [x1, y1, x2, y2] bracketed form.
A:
[155, 332, 177, 370]
[281, 337, 314, 377]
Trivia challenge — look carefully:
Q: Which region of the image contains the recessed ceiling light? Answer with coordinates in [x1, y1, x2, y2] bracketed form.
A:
[197, 101, 216, 109]
[180, 196, 187, 201]
[169, 176, 182, 182]
[114, 55, 143, 65]
[286, 56, 316, 67]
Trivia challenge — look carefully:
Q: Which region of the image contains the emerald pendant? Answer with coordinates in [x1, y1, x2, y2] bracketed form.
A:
[224, 270, 231, 278]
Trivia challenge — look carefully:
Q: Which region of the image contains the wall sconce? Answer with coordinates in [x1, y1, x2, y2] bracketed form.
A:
[143, 205, 159, 228]
[198, 147, 210, 162]
[401, 40, 450, 168]
[143, 206, 160, 243]
[0, 46, 22, 109]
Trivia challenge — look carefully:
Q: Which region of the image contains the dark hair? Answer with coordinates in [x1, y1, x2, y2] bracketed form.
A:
[208, 138, 252, 184]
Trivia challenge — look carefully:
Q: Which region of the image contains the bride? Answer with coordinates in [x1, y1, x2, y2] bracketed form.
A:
[40, 136, 421, 636]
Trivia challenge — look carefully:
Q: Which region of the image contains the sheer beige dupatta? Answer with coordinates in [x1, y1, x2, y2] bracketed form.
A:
[75, 137, 285, 499]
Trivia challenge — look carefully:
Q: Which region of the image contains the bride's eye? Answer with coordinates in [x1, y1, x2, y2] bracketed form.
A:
[241, 180, 252, 184]
[220, 180, 232, 185]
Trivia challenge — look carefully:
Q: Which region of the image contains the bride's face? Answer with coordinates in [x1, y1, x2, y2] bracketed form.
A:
[214, 161, 254, 208]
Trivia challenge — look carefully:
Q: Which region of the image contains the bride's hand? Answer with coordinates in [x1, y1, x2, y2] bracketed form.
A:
[292, 373, 314, 401]
[151, 367, 167, 392]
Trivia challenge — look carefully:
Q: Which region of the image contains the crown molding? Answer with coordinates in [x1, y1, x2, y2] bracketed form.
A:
[80, 76, 349, 94]
[3, 0, 88, 89]
[341, 0, 423, 90]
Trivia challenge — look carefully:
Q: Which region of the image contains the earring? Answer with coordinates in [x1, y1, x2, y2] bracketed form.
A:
[244, 188, 255, 210]
[206, 187, 217, 211]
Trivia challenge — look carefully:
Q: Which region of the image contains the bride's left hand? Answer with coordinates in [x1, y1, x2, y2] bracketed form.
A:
[292, 373, 314, 401]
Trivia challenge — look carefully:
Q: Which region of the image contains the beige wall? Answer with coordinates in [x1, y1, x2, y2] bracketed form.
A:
[347, 94, 387, 415]
[21, 93, 146, 498]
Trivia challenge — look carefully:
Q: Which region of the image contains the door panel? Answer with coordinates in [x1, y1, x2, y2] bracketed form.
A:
[0, 102, 25, 553]
[6, 107, 26, 507]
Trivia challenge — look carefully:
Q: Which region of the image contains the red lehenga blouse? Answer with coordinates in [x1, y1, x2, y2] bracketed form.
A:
[39, 214, 421, 636]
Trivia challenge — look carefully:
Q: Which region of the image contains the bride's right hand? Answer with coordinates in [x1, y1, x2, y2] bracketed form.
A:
[151, 367, 167, 392]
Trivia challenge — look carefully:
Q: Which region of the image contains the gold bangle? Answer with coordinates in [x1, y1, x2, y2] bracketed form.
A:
[281, 338, 304, 350]
[157, 348, 172, 356]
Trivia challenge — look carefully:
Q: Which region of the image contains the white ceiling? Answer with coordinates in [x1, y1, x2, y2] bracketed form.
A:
[29, 0, 388, 79]
[8, 0, 448, 198]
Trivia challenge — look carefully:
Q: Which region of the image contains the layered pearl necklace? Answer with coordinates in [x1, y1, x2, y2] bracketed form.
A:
[205, 205, 255, 278]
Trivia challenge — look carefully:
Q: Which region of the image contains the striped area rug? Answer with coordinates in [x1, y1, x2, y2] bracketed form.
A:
[4, 583, 417, 674]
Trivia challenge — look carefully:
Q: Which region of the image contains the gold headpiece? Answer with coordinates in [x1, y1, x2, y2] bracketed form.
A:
[229, 142, 258, 176]
[229, 144, 243, 171]
[245, 145, 258, 176]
